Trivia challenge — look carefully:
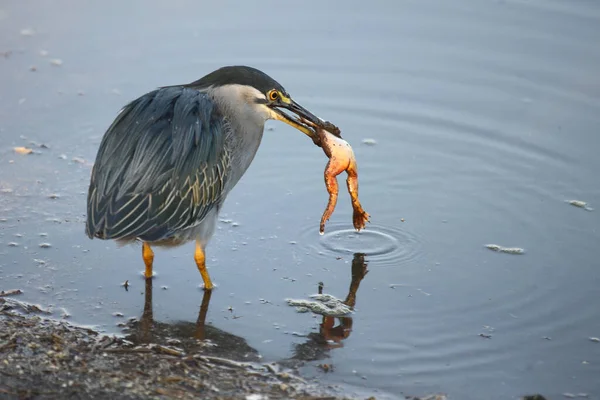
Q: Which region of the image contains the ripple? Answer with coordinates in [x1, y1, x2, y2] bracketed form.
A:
[299, 222, 424, 267]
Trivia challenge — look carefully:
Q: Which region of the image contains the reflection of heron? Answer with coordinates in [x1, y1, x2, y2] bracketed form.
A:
[285, 253, 369, 363]
[124, 278, 259, 361]
[85, 65, 339, 290]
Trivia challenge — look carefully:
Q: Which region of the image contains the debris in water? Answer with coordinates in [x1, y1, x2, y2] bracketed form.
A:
[30, 66, 37, 72]
[39, 243, 51, 248]
[317, 363, 334, 372]
[362, 138, 377, 146]
[58, 154, 67, 160]
[20, 28, 35, 36]
[285, 293, 352, 317]
[589, 337, 600, 343]
[48, 193, 60, 199]
[14, 146, 33, 155]
[485, 244, 524, 254]
[479, 333, 492, 339]
[122, 280, 129, 291]
[50, 58, 63, 66]
[72, 157, 86, 164]
[39, 49, 49, 56]
[405, 394, 448, 400]
[112, 312, 124, 318]
[562, 394, 589, 399]
[401, 218, 405, 222]
[0, 289, 23, 297]
[566, 200, 593, 211]
[7, 242, 19, 247]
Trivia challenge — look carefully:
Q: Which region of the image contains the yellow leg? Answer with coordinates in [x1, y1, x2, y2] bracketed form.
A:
[142, 242, 154, 279]
[194, 241, 213, 290]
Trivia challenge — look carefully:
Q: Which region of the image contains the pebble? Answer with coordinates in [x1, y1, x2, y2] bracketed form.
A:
[39, 243, 52, 248]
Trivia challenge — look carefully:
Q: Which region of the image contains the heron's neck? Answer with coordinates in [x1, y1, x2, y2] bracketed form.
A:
[207, 85, 266, 188]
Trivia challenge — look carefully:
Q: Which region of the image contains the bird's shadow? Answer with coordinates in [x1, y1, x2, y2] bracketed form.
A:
[121, 252, 369, 365]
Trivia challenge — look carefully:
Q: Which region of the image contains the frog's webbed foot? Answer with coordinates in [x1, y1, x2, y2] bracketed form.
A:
[352, 206, 370, 231]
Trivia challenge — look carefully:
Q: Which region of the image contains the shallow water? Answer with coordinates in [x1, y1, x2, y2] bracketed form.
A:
[1, 1, 600, 399]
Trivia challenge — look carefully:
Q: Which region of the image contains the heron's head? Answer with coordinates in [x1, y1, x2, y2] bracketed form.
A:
[186, 65, 340, 145]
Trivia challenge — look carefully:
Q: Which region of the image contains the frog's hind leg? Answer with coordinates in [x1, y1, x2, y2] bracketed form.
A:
[346, 159, 370, 231]
[320, 159, 342, 234]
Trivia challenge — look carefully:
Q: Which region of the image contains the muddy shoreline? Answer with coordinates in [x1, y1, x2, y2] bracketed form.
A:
[0, 295, 370, 400]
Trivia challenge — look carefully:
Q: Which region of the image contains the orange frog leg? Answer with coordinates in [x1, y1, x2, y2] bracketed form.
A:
[320, 156, 347, 234]
[346, 159, 370, 231]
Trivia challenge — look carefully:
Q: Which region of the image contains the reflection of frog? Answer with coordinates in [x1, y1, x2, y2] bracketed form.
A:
[316, 128, 370, 234]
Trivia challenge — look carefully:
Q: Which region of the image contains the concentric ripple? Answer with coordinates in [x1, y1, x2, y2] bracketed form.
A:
[299, 222, 424, 267]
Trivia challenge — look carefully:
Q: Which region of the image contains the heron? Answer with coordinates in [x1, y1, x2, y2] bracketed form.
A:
[85, 65, 339, 290]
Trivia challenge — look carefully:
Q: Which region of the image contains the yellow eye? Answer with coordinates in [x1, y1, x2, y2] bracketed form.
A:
[268, 90, 279, 101]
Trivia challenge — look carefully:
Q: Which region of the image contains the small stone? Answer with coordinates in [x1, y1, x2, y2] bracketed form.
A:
[39, 243, 52, 248]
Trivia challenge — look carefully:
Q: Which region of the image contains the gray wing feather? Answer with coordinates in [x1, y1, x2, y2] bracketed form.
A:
[86, 86, 230, 241]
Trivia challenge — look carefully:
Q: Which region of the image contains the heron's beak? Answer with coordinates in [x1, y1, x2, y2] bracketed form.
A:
[270, 99, 340, 146]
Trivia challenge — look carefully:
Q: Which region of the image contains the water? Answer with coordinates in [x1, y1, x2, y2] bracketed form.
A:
[1, 1, 600, 399]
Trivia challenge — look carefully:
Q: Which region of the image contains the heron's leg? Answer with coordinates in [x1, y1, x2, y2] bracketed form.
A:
[142, 242, 154, 278]
[194, 241, 214, 290]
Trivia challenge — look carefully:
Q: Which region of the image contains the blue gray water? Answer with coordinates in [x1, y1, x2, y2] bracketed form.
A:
[1, 1, 599, 399]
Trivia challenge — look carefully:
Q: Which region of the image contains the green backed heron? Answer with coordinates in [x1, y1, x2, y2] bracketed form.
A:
[85, 65, 339, 290]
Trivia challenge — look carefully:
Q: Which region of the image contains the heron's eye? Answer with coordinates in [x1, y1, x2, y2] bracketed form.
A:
[268, 90, 279, 101]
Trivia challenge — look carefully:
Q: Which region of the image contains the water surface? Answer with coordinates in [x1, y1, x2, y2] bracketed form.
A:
[1, 1, 600, 399]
